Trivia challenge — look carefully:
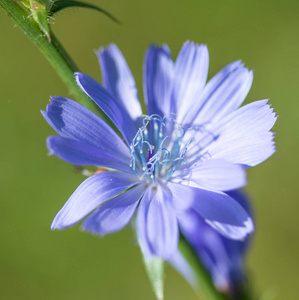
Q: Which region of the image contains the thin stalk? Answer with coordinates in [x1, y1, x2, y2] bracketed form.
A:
[179, 237, 228, 300]
[179, 236, 254, 300]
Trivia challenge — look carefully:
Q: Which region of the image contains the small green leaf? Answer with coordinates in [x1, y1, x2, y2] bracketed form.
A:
[143, 256, 164, 300]
[21, 0, 51, 40]
[31, 4, 51, 40]
[50, 0, 120, 23]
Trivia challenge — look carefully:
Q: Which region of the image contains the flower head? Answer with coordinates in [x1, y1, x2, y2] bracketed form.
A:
[42, 41, 276, 260]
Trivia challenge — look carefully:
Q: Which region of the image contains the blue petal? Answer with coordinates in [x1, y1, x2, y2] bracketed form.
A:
[206, 100, 277, 167]
[178, 208, 232, 260]
[137, 185, 179, 259]
[212, 100, 277, 137]
[178, 209, 233, 290]
[171, 183, 254, 240]
[195, 191, 253, 240]
[47, 136, 131, 172]
[42, 97, 130, 162]
[177, 190, 252, 291]
[166, 181, 194, 212]
[136, 188, 152, 259]
[51, 171, 138, 229]
[225, 190, 253, 253]
[175, 159, 246, 191]
[184, 61, 253, 125]
[75, 72, 138, 145]
[172, 41, 209, 122]
[227, 190, 252, 221]
[209, 132, 275, 167]
[144, 45, 174, 116]
[82, 183, 145, 235]
[167, 250, 198, 289]
[96, 44, 142, 122]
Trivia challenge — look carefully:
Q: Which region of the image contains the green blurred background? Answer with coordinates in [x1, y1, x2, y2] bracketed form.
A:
[0, 0, 298, 299]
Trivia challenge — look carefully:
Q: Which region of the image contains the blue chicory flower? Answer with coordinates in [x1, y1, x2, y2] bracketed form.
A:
[169, 190, 252, 296]
[42, 41, 276, 260]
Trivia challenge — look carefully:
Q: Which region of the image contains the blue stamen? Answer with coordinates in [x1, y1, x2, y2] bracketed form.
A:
[129, 114, 211, 185]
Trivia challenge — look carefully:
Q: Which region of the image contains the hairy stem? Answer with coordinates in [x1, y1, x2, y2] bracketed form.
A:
[0, 0, 106, 118]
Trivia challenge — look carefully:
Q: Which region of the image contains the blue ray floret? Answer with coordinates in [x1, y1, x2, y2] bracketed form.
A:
[169, 190, 253, 296]
[42, 41, 276, 260]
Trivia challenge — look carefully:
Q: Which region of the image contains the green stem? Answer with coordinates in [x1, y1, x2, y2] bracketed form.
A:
[179, 237, 227, 300]
[0, 0, 106, 118]
[179, 236, 254, 300]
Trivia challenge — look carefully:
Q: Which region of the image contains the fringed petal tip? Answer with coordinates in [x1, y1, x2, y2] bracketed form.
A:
[50, 219, 66, 230]
[182, 40, 208, 50]
[50, 209, 79, 230]
[74, 72, 86, 85]
[94, 43, 117, 55]
[74, 72, 81, 81]
[50, 223, 57, 230]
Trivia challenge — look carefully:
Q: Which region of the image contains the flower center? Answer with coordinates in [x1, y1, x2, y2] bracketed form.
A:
[129, 114, 195, 185]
